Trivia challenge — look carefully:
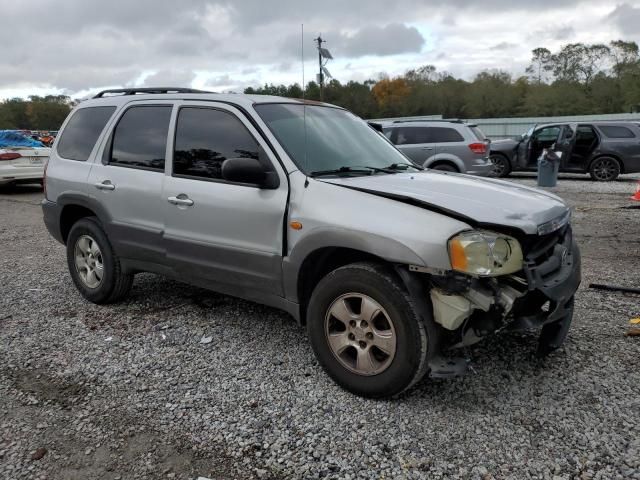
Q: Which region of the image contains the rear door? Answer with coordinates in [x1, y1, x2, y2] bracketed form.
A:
[390, 126, 434, 165]
[87, 101, 173, 265]
[162, 102, 288, 296]
[47, 106, 116, 200]
[431, 126, 468, 162]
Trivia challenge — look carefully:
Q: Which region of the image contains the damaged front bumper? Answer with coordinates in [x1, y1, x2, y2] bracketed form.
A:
[403, 225, 581, 368]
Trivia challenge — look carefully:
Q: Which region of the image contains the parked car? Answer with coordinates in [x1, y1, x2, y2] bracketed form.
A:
[489, 122, 640, 181]
[0, 130, 50, 186]
[381, 120, 493, 176]
[42, 88, 580, 398]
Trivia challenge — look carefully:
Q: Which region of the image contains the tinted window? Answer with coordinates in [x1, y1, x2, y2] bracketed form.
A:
[110, 106, 172, 171]
[599, 125, 635, 138]
[535, 126, 560, 142]
[429, 127, 464, 143]
[173, 108, 259, 180]
[395, 127, 430, 145]
[469, 126, 487, 141]
[57, 107, 115, 161]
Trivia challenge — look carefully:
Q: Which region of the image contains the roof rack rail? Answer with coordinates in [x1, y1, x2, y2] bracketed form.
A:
[93, 87, 212, 98]
[392, 119, 464, 124]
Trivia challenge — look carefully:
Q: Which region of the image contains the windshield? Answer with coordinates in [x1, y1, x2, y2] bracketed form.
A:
[254, 103, 415, 175]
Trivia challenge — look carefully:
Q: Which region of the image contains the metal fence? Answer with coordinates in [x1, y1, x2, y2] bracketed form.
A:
[371, 113, 640, 139]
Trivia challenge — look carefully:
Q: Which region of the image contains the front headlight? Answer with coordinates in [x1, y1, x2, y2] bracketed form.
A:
[448, 230, 524, 277]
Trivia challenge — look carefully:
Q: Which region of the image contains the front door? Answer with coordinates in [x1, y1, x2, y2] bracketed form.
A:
[525, 125, 563, 168]
[162, 102, 289, 297]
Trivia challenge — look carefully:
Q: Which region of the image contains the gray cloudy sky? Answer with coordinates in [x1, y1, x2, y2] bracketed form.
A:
[1, 0, 639, 99]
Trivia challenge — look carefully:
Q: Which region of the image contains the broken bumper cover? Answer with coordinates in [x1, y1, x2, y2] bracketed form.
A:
[511, 228, 581, 331]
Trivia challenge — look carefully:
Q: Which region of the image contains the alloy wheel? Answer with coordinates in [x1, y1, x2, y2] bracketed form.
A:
[324, 293, 397, 376]
[592, 158, 619, 181]
[74, 235, 104, 289]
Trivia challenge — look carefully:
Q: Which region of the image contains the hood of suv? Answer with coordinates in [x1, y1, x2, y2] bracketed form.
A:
[321, 171, 569, 235]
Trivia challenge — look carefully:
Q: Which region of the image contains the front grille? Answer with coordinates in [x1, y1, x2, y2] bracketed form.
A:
[522, 225, 572, 285]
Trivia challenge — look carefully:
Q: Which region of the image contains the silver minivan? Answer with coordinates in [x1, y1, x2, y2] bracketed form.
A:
[382, 120, 493, 176]
[42, 89, 580, 398]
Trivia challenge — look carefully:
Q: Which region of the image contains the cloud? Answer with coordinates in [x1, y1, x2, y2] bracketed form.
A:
[0, 0, 631, 98]
[332, 24, 426, 57]
[143, 70, 197, 87]
[489, 42, 518, 51]
[608, 3, 640, 37]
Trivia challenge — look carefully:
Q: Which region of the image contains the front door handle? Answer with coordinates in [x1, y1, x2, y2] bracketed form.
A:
[421, 146, 434, 150]
[95, 180, 115, 191]
[167, 195, 194, 207]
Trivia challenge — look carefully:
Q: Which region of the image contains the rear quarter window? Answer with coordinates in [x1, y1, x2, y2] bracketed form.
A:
[429, 127, 464, 143]
[598, 125, 636, 138]
[56, 106, 116, 161]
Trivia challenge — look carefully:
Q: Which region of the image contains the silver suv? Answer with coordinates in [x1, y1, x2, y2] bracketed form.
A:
[42, 88, 580, 398]
[382, 120, 493, 176]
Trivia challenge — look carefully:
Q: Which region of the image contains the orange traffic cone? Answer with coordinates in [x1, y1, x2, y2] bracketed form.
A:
[631, 181, 640, 201]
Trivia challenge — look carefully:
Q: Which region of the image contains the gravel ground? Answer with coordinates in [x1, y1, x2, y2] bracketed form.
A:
[1, 173, 639, 480]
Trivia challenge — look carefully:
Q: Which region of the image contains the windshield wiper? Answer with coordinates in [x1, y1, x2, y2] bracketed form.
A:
[383, 163, 423, 171]
[310, 166, 384, 177]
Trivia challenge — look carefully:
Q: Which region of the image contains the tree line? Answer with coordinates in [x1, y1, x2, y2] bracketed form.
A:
[1, 40, 639, 130]
[0, 95, 72, 131]
[245, 40, 640, 119]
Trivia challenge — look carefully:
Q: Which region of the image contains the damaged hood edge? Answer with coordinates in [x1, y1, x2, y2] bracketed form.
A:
[320, 171, 570, 236]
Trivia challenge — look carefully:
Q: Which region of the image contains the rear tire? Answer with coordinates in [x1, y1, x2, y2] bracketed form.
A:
[307, 262, 430, 398]
[589, 156, 620, 181]
[489, 153, 511, 177]
[66, 217, 133, 304]
[430, 163, 458, 173]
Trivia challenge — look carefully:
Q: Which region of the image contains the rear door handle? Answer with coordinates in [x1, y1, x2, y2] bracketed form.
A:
[95, 180, 115, 191]
[421, 146, 434, 150]
[167, 195, 194, 207]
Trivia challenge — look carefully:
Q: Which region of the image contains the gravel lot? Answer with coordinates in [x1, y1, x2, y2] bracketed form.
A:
[1, 173, 639, 480]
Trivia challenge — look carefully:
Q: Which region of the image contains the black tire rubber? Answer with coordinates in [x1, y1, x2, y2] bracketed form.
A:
[307, 262, 430, 398]
[430, 163, 458, 172]
[489, 153, 511, 177]
[66, 217, 133, 304]
[589, 156, 621, 181]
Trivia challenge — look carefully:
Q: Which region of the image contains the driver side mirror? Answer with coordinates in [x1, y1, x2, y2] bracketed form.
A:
[221, 147, 279, 189]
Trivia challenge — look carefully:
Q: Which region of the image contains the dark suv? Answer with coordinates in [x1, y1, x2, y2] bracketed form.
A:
[489, 122, 640, 181]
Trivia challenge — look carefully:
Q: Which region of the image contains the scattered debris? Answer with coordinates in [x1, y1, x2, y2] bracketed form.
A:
[630, 318, 640, 325]
[30, 447, 47, 461]
[199, 335, 213, 345]
[588, 283, 640, 295]
[625, 328, 640, 337]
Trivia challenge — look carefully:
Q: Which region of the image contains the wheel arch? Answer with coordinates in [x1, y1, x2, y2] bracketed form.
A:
[58, 194, 112, 244]
[283, 229, 426, 325]
[423, 154, 464, 172]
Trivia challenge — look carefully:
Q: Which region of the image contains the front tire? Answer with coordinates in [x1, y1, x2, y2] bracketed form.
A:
[589, 156, 620, 181]
[307, 262, 430, 398]
[66, 217, 133, 304]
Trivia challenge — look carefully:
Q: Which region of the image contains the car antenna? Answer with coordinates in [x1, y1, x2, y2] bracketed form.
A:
[302, 23, 309, 188]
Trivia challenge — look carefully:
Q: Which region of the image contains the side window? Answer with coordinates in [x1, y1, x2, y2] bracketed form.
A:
[598, 125, 635, 138]
[110, 106, 172, 171]
[173, 107, 259, 181]
[535, 126, 560, 142]
[57, 106, 116, 161]
[395, 127, 430, 145]
[429, 127, 464, 143]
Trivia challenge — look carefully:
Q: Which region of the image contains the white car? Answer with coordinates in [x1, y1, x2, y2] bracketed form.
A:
[0, 146, 50, 186]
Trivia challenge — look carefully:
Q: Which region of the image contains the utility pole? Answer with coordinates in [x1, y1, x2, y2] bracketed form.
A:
[314, 34, 333, 102]
[314, 35, 325, 101]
